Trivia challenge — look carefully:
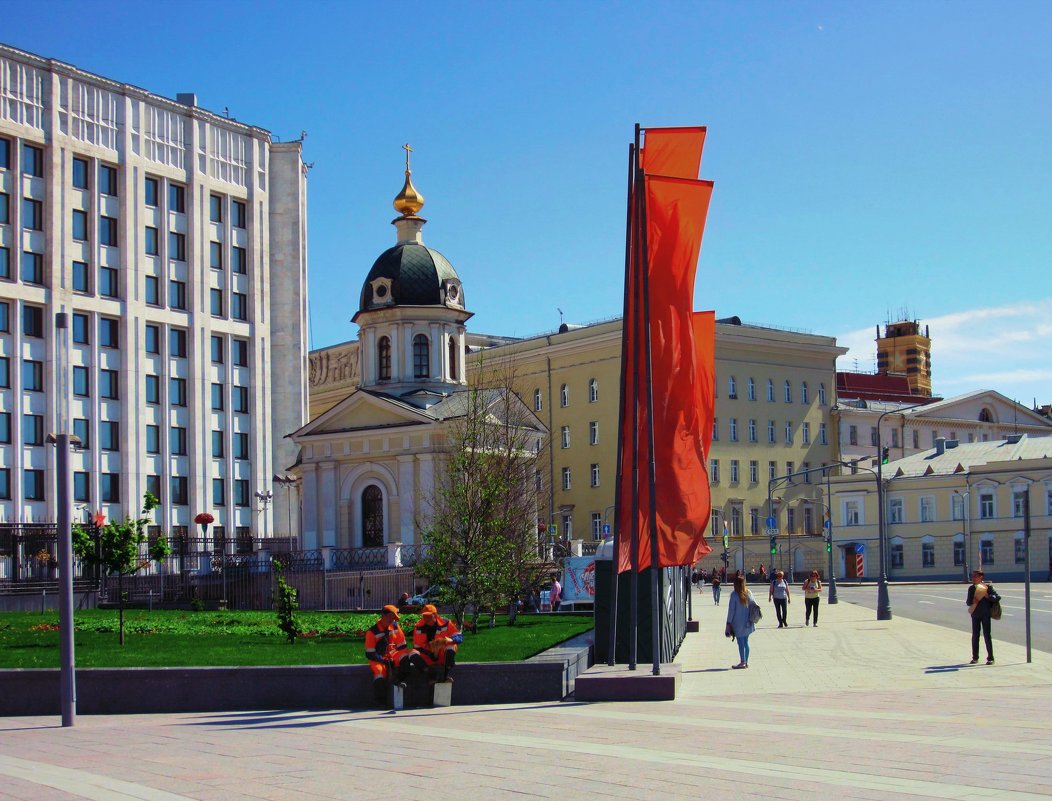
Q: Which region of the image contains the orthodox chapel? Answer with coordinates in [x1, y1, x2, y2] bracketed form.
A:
[289, 153, 545, 550]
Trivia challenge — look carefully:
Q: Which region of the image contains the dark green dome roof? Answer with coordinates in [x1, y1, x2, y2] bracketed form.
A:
[359, 242, 462, 312]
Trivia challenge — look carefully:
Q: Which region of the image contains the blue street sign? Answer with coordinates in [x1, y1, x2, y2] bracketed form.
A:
[765, 516, 776, 528]
[602, 524, 610, 535]
[547, 524, 558, 537]
[855, 543, 865, 554]
[823, 519, 831, 529]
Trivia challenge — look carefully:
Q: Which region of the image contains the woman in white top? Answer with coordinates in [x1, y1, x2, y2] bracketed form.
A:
[768, 570, 790, 628]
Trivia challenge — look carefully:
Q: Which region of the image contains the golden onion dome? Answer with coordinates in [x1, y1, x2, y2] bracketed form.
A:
[393, 143, 425, 216]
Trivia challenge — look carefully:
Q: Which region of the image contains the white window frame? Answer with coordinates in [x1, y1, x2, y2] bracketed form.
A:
[784, 380, 792, 403]
[709, 459, 720, 484]
[749, 460, 758, 484]
[590, 463, 600, 487]
[921, 536, 935, 567]
[919, 496, 935, 523]
[729, 417, 738, 442]
[802, 422, 810, 445]
[801, 382, 809, 404]
[747, 378, 756, 401]
[730, 459, 739, 484]
[589, 421, 599, 445]
[561, 467, 571, 490]
[888, 497, 904, 524]
[561, 426, 570, 449]
[589, 378, 598, 403]
[748, 419, 757, 442]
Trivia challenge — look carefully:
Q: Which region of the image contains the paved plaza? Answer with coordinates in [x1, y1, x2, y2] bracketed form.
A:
[1, 587, 1050, 801]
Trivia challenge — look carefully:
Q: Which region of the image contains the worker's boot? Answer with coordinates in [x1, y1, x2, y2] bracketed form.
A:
[440, 651, 456, 682]
[372, 677, 388, 707]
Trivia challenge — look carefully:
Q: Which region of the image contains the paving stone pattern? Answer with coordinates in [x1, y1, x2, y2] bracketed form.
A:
[1, 589, 1049, 800]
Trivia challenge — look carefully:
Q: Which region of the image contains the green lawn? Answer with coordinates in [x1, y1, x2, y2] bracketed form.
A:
[0, 609, 593, 668]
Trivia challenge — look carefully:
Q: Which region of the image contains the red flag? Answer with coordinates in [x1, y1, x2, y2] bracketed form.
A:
[617, 175, 714, 571]
[694, 311, 716, 459]
[640, 126, 706, 179]
[689, 311, 716, 564]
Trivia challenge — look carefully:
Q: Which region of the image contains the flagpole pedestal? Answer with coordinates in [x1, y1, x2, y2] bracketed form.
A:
[594, 558, 689, 665]
[575, 663, 681, 702]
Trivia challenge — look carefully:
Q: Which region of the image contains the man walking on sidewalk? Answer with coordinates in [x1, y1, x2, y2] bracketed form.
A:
[966, 570, 1000, 665]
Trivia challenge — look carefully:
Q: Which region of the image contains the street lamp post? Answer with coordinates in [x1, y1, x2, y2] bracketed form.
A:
[255, 489, 274, 543]
[273, 474, 299, 545]
[824, 467, 838, 604]
[875, 401, 929, 621]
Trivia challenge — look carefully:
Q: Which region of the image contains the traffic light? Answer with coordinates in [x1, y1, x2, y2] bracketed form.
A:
[881, 446, 890, 464]
[721, 549, 729, 566]
[769, 536, 777, 555]
[826, 538, 832, 554]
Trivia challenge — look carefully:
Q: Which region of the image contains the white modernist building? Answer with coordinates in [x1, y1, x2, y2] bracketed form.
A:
[0, 44, 308, 547]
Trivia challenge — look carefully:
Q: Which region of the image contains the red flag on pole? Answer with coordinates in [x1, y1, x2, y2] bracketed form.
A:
[639, 126, 706, 179]
[616, 174, 714, 572]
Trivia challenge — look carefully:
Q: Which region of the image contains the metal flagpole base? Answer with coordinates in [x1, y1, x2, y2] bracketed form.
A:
[827, 576, 838, 605]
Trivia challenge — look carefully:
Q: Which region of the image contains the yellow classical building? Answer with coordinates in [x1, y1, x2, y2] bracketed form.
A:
[829, 434, 1052, 581]
[309, 315, 847, 575]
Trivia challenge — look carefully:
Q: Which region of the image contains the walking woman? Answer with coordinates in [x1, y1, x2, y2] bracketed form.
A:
[711, 571, 722, 606]
[768, 570, 790, 627]
[802, 570, 822, 626]
[725, 575, 756, 669]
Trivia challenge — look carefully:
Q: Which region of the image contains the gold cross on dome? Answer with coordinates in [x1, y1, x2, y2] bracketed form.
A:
[403, 143, 413, 172]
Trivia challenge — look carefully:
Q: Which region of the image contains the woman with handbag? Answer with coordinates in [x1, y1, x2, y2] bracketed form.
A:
[966, 569, 1000, 665]
[802, 571, 822, 627]
[725, 575, 757, 669]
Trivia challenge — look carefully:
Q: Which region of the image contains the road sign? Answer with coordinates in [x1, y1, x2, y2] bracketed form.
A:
[764, 528, 779, 536]
[547, 524, 558, 537]
[855, 543, 865, 554]
[765, 516, 776, 528]
[602, 524, 610, 535]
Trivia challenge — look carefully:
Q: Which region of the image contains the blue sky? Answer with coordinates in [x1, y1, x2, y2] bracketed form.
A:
[6, 1, 1051, 405]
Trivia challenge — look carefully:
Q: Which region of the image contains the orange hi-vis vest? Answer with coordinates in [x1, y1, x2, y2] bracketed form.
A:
[365, 620, 411, 667]
[413, 616, 461, 663]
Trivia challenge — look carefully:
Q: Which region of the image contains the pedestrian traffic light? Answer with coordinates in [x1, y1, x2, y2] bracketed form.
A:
[769, 536, 777, 555]
[721, 549, 729, 566]
[826, 539, 832, 554]
[881, 447, 890, 464]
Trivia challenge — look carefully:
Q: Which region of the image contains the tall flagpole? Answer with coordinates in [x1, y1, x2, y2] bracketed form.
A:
[637, 153, 662, 677]
[608, 141, 636, 666]
[628, 124, 643, 671]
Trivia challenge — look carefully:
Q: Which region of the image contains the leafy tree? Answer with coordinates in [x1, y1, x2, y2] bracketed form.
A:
[73, 492, 171, 645]
[418, 359, 548, 629]
[272, 559, 301, 643]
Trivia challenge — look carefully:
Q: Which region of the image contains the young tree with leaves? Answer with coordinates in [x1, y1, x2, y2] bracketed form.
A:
[418, 358, 548, 629]
[72, 492, 171, 645]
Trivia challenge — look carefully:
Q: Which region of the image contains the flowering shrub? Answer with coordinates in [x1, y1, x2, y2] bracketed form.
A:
[194, 512, 215, 525]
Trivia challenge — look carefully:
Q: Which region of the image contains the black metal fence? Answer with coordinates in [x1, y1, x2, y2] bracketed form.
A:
[0, 525, 428, 611]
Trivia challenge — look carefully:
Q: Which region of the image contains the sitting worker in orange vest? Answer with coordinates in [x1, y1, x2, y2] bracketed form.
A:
[413, 604, 463, 682]
[364, 604, 425, 704]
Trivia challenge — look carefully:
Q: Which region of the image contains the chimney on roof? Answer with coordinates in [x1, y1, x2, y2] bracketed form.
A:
[935, 437, 946, 455]
[945, 439, 958, 449]
[1006, 434, 1023, 445]
[176, 93, 198, 107]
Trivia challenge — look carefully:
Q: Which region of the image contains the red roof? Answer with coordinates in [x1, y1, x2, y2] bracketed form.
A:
[836, 372, 940, 403]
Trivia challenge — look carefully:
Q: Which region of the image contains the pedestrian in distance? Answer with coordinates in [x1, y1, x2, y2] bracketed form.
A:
[550, 575, 562, 613]
[966, 569, 1000, 665]
[769, 570, 790, 627]
[725, 575, 756, 669]
[802, 571, 822, 626]
[711, 571, 722, 605]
